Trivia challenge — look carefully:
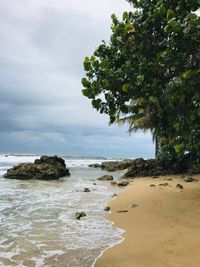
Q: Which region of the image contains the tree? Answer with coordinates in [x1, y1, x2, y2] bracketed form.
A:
[82, 0, 200, 160]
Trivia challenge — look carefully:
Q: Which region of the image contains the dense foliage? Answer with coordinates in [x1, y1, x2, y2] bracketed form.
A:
[82, 0, 200, 161]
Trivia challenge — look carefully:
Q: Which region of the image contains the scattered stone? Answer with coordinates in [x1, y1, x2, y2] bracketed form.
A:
[152, 176, 159, 179]
[159, 183, 169, 186]
[83, 188, 90, 192]
[97, 175, 114, 181]
[75, 212, 86, 220]
[150, 184, 156, 187]
[104, 206, 111, 211]
[112, 193, 117, 197]
[165, 178, 173, 181]
[117, 181, 129, 187]
[3, 155, 70, 180]
[93, 183, 96, 185]
[183, 176, 194, 183]
[111, 181, 117, 186]
[176, 184, 184, 189]
[117, 209, 128, 213]
[128, 203, 138, 209]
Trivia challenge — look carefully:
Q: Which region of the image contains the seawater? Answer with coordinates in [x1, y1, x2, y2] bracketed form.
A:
[0, 154, 124, 267]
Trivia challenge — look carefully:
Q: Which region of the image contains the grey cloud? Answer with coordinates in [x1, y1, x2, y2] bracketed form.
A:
[0, 0, 154, 157]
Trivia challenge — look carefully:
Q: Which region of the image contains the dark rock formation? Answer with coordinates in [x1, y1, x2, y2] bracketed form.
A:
[97, 175, 114, 181]
[90, 157, 200, 178]
[3, 155, 70, 180]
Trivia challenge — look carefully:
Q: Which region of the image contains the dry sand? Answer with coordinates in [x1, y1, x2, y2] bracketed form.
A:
[95, 175, 200, 267]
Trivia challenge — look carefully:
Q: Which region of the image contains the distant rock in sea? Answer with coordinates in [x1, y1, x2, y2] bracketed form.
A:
[3, 155, 70, 180]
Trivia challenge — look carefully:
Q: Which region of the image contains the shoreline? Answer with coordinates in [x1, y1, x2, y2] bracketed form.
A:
[95, 174, 200, 267]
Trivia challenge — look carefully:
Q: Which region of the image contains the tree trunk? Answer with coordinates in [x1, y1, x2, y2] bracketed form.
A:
[155, 136, 159, 159]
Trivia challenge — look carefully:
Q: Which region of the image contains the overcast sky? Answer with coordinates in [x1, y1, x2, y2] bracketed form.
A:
[0, 0, 154, 158]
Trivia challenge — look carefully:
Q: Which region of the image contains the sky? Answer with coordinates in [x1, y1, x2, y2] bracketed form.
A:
[0, 0, 154, 158]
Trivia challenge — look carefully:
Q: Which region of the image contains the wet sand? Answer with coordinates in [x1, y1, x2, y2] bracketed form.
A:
[95, 175, 200, 267]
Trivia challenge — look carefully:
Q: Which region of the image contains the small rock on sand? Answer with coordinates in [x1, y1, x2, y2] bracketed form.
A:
[159, 183, 169, 186]
[176, 184, 184, 189]
[117, 209, 128, 213]
[117, 181, 129, 187]
[150, 184, 156, 187]
[152, 176, 159, 179]
[183, 176, 194, 183]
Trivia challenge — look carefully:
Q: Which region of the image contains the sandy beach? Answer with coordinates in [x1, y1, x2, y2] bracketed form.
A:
[96, 175, 200, 267]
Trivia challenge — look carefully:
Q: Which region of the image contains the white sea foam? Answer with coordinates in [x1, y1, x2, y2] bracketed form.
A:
[0, 154, 124, 267]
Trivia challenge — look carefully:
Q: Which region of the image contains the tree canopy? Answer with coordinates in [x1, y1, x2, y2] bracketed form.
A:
[82, 0, 200, 160]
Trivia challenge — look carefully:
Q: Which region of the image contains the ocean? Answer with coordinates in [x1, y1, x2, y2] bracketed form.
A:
[0, 154, 124, 267]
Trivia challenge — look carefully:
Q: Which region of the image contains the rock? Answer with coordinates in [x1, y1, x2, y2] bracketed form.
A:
[176, 184, 184, 189]
[117, 181, 129, 186]
[128, 203, 138, 208]
[112, 193, 117, 197]
[100, 160, 136, 172]
[104, 206, 111, 211]
[97, 175, 114, 181]
[75, 212, 86, 220]
[88, 163, 101, 168]
[159, 183, 169, 186]
[83, 188, 90, 192]
[150, 184, 156, 187]
[90, 157, 200, 177]
[93, 183, 96, 185]
[152, 176, 159, 179]
[183, 176, 194, 182]
[117, 209, 128, 213]
[111, 181, 117, 186]
[3, 155, 70, 180]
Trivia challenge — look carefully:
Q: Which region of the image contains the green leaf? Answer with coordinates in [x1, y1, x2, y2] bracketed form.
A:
[164, 25, 170, 32]
[182, 70, 193, 79]
[167, 9, 175, 19]
[137, 75, 144, 82]
[175, 145, 181, 153]
[125, 23, 135, 33]
[90, 56, 96, 62]
[122, 83, 130, 92]
[123, 11, 128, 20]
[81, 78, 90, 87]
[83, 61, 91, 71]
[92, 99, 102, 110]
[149, 96, 157, 103]
[82, 88, 90, 97]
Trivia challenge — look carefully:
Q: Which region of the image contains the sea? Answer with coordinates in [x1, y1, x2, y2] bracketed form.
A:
[0, 154, 125, 267]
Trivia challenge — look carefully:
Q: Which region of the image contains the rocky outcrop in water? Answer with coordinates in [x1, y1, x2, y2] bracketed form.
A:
[89, 157, 200, 178]
[3, 155, 70, 180]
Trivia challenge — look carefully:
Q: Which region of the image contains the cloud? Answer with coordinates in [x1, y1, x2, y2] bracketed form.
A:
[0, 0, 154, 157]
